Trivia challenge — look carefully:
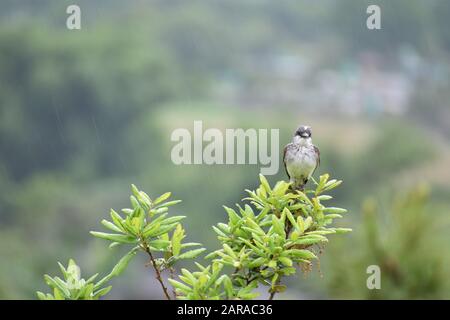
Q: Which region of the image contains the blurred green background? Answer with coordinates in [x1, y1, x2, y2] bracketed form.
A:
[0, 0, 449, 299]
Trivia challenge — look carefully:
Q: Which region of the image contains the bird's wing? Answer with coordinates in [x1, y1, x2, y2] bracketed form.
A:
[283, 144, 291, 179]
[312, 145, 320, 175]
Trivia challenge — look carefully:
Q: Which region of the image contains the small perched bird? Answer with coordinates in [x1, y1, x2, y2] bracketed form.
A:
[283, 125, 320, 190]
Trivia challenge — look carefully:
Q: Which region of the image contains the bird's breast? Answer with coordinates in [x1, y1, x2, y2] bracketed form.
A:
[285, 146, 317, 178]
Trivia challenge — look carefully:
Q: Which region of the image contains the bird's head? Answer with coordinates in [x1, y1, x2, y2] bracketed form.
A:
[293, 125, 312, 144]
[295, 125, 312, 138]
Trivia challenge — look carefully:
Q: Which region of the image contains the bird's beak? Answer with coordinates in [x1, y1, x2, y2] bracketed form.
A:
[301, 133, 309, 138]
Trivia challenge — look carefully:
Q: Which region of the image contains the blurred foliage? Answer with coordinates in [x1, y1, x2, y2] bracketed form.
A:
[0, 26, 182, 181]
[324, 185, 449, 299]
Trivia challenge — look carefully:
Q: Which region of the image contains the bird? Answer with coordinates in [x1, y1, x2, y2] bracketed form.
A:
[283, 125, 320, 190]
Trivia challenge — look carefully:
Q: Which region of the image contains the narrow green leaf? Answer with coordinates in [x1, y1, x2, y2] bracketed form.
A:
[297, 216, 305, 234]
[316, 195, 333, 201]
[101, 219, 123, 233]
[94, 249, 137, 291]
[121, 208, 133, 215]
[222, 244, 237, 259]
[142, 222, 161, 238]
[168, 279, 191, 293]
[85, 273, 99, 284]
[212, 226, 227, 237]
[259, 174, 271, 193]
[283, 208, 298, 231]
[177, 248, 206, 260]
[171, 224, 184, 256]
[110, 209, 126, 232]
[248, 257, 266, 269]
[154, 200, 182, 209]
[90, 231, 137, 244]
[333, 227, 352, 234]
[324, 214, 343, 219]
[36, 291, 47, 300]
[53, 288, 65, 300]
[148, 239, 171, 250]
[295, 234, 328, 244]
[288, 249, 317, 260]
[324, 179, 342, 191]
[154, 192, 171, 205]
[149, 223, 179, 238]
[181, 268, 196, 283]
[271, 215, 285, 237]
[44, 275, 70, 297]
[180, 242, 202, 248]
[109, 242, 121, 249]
[111, 249, 137, 276]
[161, 216, 186, 225]
[317, 174, 329, 192]
[304, 216, 313, 230]
[323, 207, 348, 214]
[223, 206, 240, 224]
[93, 286, 112, 299]
[57, 262, 68, 280]
[279, 257, 293, 267]
[130, 195, 140, 209]
[131, 184, 140, 197]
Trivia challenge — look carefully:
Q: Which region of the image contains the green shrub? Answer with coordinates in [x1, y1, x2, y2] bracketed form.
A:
[37, 174, 350, 300]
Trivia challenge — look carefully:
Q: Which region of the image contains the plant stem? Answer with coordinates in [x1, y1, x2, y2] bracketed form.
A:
[268, 275, 279, 300]
[169, 267, 177, 298]
[142, 241, 172, 300]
